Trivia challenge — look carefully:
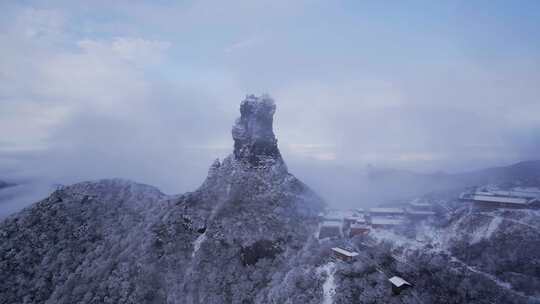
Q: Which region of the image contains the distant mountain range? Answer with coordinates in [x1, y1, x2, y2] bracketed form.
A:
[368, 160, 540, 196]
[451, 160, 540, 186]
[293, 160, 540, 208]
[0, 180, 15, 190]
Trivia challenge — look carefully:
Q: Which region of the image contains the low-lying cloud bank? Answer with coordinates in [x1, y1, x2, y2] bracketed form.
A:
[1, 2, 539, 212]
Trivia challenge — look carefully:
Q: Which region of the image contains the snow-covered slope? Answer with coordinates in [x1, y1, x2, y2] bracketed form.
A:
[438, 208, 540, 298]
[0, 95, 325, 304]
[366, 205, 540, 303]
[1, 95, 538, 304]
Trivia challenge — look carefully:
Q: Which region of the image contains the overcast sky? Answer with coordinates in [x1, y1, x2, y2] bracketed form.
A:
[1, 1, 539, 195]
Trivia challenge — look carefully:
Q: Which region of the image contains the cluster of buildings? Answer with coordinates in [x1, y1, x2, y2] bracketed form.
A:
[322, 200, 437, 295]
[320, 186, 540, 241]
[318, 200, 436, 239]
[460, 186, 540, 209]
[321, 185, 540, 297]
[330, 247, 412, 295]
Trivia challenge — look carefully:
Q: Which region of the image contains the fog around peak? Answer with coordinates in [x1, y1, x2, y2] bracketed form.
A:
[1, 1, 539, 211]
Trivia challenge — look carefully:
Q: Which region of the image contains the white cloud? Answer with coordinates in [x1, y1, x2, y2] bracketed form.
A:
[224, 37, 263, 53]
[79, 37, 171, 65]
[16, 7, 66, 40]
[286, 144, 337, 161]
[0, 1, 539, 205]
[0, 102, 69, 151]
[0, 5, 246, 195]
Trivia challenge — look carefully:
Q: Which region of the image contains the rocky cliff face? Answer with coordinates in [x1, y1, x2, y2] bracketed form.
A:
[0, 95, 325, 304]
[232, 94, 284, 169]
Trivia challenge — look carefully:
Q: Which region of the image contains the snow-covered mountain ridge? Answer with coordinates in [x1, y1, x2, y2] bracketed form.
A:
[0, 95, 325, 304]
[0, 95, 538, 304]
[366, 204, 540, 303]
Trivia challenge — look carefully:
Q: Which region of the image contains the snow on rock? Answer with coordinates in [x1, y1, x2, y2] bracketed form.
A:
[370, 228, 424, 251]
[0, 94, 325, 304]
[60, 178, 166, 209]
[192, 232, 207, 257]
[232, 94, 286, 171]
[317, 261, 336, 304]
[449, 256, 513, 290]
[470, 215, 503, 244]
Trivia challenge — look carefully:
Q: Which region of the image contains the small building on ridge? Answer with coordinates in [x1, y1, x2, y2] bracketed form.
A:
[349, 222, 370, 237]
[389, 276, 412, 294]
[318, 221, 342, 239]
[331, 247, 359, 262]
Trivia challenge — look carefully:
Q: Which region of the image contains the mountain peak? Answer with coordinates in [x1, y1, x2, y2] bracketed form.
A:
[232, 94, 284, 168]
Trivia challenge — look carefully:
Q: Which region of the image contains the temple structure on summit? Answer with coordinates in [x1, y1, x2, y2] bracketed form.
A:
[460, 187, 540, 209]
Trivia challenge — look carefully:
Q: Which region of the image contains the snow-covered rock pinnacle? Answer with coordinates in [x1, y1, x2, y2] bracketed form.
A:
[232, 94, 284, 168]
[0, 94, 328, 304]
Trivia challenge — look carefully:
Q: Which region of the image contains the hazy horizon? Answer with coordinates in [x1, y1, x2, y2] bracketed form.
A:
[1, 1, 540, 201]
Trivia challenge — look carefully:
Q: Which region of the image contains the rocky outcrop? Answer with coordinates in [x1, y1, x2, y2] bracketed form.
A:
[174, 94, 323, 303]
[0, 95, 324, 304]
[232, 94, 284, 170]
